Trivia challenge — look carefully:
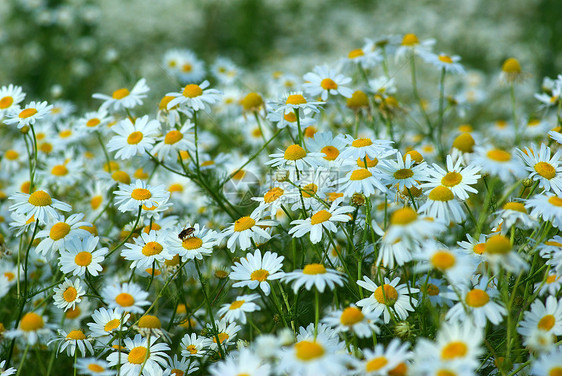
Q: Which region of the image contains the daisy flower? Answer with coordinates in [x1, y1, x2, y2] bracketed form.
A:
[209, 348, 271, 376]
[121, 230, 174, 269]
[360, 339, 411, 375]
[395, 33, 436, 60]
[0, 84, 25, 116]
[472, 146, 523, 182]
[418, 276, 458, 307]
[282, 263, 345, 293]
[337, 135, 394, 161]
[383, 207, 445, 249]
[446, 277, 507, 328]
[518, 295, 562, 341]
[424, 52, 465, 74]
[252, 185, 291, 219]
[518, 143, 562, 194]
[530, 346, 562, 376]
[491, 201, 538, 232]
[59, 235, 108, 277]
[418, 185, 466, 224]
[302, 65, 353, 101]
[209, 320, 241, 350]
[74, 358, 114, 376]
[221, 211, 276, 252]
[534, 272, 562, 296]
[305, 131, 347, 167]
[106, 115, 160, 160]
[288, 198, 353, 244]
[101, 282, 150, 314]
[35, 213, 91, 257]
[106, 334, 170, 376]
[211, 56, 240, 85]
[49, 329, 93, 357]
[379, 152, 427, 191]
[9, 190, 71, 225]
[92, 78, 149, 112]
[151, 121, 195, 163]
[167, 223, 219, 260]
[526, 193, 562, 229]
[266, 107, 317, 130]
[114, 179, 170, 214]
[87, 308, 130, 338]
[168, 355, 199, 376]
[217, 294, 261, 324]
[534, 85, 560, 108]
[272, 92, 324, 117]
[180, 333, 212, 358]
[339, 167, 387, 197]
[5, 311, 53, 345]
[422, 155, 481, 200]
[229, 249, 285, 295]
[166, 80, 222, 111]
[4, 101, 53, 128]
[322, 305, 380, 338]
[356, 276, 419, 323]
[53, 278, 86, 311]
[415, 242, 475, 285]
[41, 157, 84, 187]
[77, 109, 111, 133]
[265, 144, 324, 170]
[163, 49, 205, 83]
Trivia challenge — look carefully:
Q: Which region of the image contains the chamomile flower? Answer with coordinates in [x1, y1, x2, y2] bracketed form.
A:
[518, 295, 562, 351]
[180, 333, 212, 358]
[418, 185, 466, 223]
[42, 157, 84, 187]
[9, 190, 72, 225]
[395, 33, 436, 61]
[106, 334, 170, 376]
[356, 276, 419, 323]
[266, 144, 323, 170]
[446, 277, 507, 327]
[5, 311, 53, 345]
[0, 84, 25, 117]
[167, 223, 219, 260]
[209, 348, 270, 376]
[305, 132, 347, 167]
[283, 263, 345, 293]
[422, 155, 481, 200]
[35, 214, 90, 256]
[302, 65, 353, 101]
[218, 294, 261, 324]
[87, 308, 130, 338]
[518, 143, 562, 194]
[163, 49, 205, 83]
[121, 230, 174, 269]
[337, 135, 394, 161]
[106, 115, 160, 160]
[379, 152, 427, 191]
[101, 283, 150, 314]
[425, 53, 465, 74]
[491, 201, 538, 232]
[526, 193, 562, 229]
[230, 249, 285, 295]
[49, 329, 94, 357]
[77, 109, 111, 133]
[74, 358, 114, 376]
[339, 167, 387, 197]
[252, 186, 291, 219]
[166, 80, 222, 111]
[53, 278, 86, 311]
[472, 146, 523, 182]
[4, 101, 53, 128]
[530, 346, 562, 375]
[322, 305, 380, 338]
[221, 211, 276, 252]
[360, 339, 411, 375]
[211, 57, 240, 85]
[92, 78, 149, 112]
[59, 235, 108, 277]
[151, 121, 195, 163]
[272, 92, 324, 117]
[209, 320, 241, 350]
[383, 207, 445, 249]
[415, 242, 475, 285]
[418, 276, 458, 307]
[288, 198, 353, 244]
[114, 179, 170, 214]
[535, 272, 562, 296]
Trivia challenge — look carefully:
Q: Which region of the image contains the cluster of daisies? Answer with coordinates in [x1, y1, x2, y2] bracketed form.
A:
[1, 33, 562, 376]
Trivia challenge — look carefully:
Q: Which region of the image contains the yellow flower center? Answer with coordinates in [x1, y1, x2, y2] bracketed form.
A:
[65, 307, 81, 319]
[213, 332, 229, 344]
[473, 243, 485, 255]
[348, 49, 364, 59]
[66, 330, 86, 341]
[104, 319, 120, 332]
[310, 210, 332, 225]
[545, 240, 562, 246]
[250, 269, 270, 282]
[264, 187, 284, 203]
[241, 92, 263, 110]
[366, 357, 388, 372]
[286, 94, 307, 105]
[44, 220, 70, 241]
[75, 252, 93, 266]
[340, 307, 364, 326]
[234, 216, 255, 232]
[5, 150, 19, 160]
[182, 237, 203, 250]
[401, 33, 419, 46]
[91, 195, 103, 210]
[159, 95, 175, 110]
[374, 284, 398, 305]
[171, 370, 184, 376]
[350, 168, 373, 181]
[112, 88, 130, 99]
[453, 133, 475, 153]
[347, 90, 368, 108]
[115, 292, 135, 307]
[302, 183, 318, 198]
[0, 96, 13, 109]
[284, 112, 297, 122]
[548, 196, 562, 207]
[441, 172, 462, 187]
[503, 202, 527, 213]
[535, 162, 556, 179]
[128, 346, 148, 364]
[502, 58, 521, 74]
[87, 364, 105, 373]
[351, 138, 372, 148]
[390, 207, 418, 225]
[302, 263, 327, 275]
[63, 286, 78, 302]
[19, 108, 38, 119]
[486, 149, 511, 162]
[394, 168, 414, 180]
[229, 300, 245, 310]
[127, 131, 144, 145]
[142, 241, 163, 256]
[131, 188, 151, 200]
[138, 315, 161, 329]
[357, 155, 378, 168]
[59, 129, 72, 138]
[389, 363, 408, 376]
[405, 150, 424, 164]
[51, 164, 69, 176]
[431, 250, 456, 270]
[436, 370, 456, 376]
[284, 144, 307, 160]
[4, 272, 15, 281]
[320, 78, 338, 90]
[537, 314, 555, 331]
[181, 63, 192, 73]
[186, 345, 198, 354]
[427, 283, 440, 296]
[20, 312, 44, 331]
[485, 234, 511, 255]
[28, 190, 52, 206]
[438, 55, 453, 64]
[321, 145, 340, 161]
[295, 340, 325, 361]
[465, 289, 489, 307]
[550, 367, 562, 376]
[441, 341, 467, 360]
[86, 118, 101, 127]
[546, 275, 557, 284]
[164, 130, 183, 145]
[428, 186, 454, 201]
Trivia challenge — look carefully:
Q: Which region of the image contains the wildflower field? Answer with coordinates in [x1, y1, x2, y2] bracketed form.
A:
[1, 1, 562, 375]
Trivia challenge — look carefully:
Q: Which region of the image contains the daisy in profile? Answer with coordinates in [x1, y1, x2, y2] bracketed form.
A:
[92, 78, 149, 112]
[491, 201, 538, 232]
[221, 211, 276, 252]
[302, 65, 353, 101]
[151, 121, 195, 163]
[530, 346, 562, 376]
[229, 249, 285, 295]
[266, 107, 317, 130]
[209, 320, 241, 350]
[9, 190, 72, 225]
[472, 146, 523, 182]
[252, 186, 291, 219]
[518, 143, 562, 194]
[526, 193, 562, 229]
[4, 101, 53, 128]
[337, 135, 394, 161]
[360, 339, 411, 375]
[106, 334, 170, 376]
[49, 329, 93, 357]
[283, 263, 345, 293]
[356, 276, 419, 323]
[422, 155, 481, 200]
[53, 278, 85, 311]
[415, 242, 475, 285]
[217, 294, 261, 324]
[77, 109, 111, 133]
[383, 206, 445, 248]
[322, 305, 380, 338]
[74, 358, 114, 376]
[167, 223, 219, 260]
[114, 179, 170, 214]
[266, 144, 323, 170]
[211, 56, 240, 85]
[379, 152, 427, 191]
[424, 52, 465, 74]
[35, 213, 90, 257]
[534, 272, 562, 296]
[166, 80, 222, 111]
[101, 282, 150, 314]
[59, 235, 108, 277]
[209, 348, 271, 376]
[163, 49, 205, 83]
[418, 185, 465, 224]
[339, 167, 387, 197]
[272, 92, 324, 117]
[418, 276, 458, 307]
[395, 33, 435, 60]
[168, 355, 199, 376]
[180, 333, 212, 358]
[5, 311, 53, 345]
[106, 115, 160, 160]
[446, 277, 506, 327]
[87, 307, 130, 339]
[288, 198, 353, 244]
[121, 230, 174, 269]
[0, 84, 25, 117]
